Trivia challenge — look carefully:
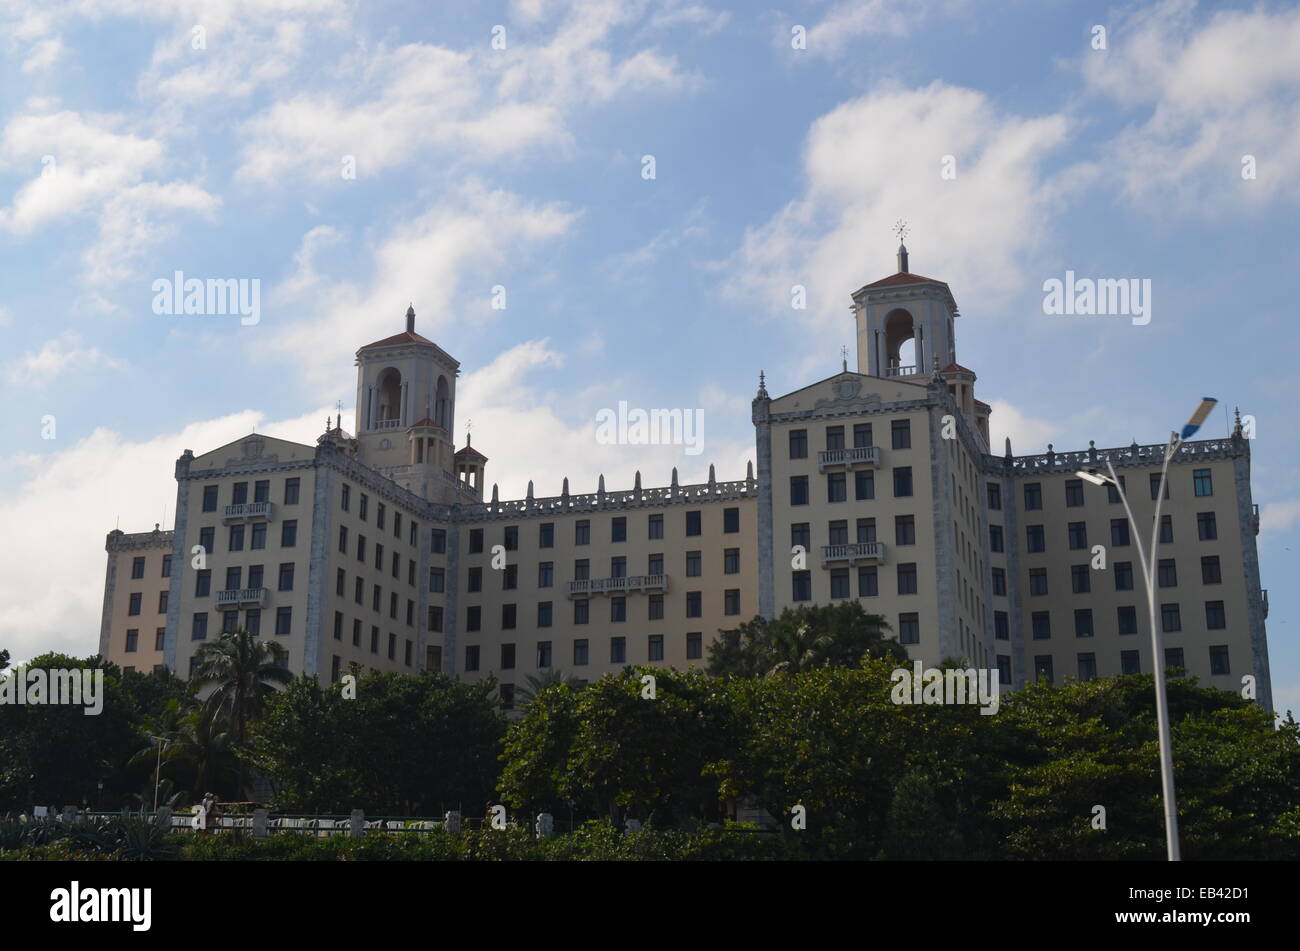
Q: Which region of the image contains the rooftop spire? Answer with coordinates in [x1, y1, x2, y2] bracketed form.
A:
[405, 303, 415, 334]
[893, 219, 910, 272]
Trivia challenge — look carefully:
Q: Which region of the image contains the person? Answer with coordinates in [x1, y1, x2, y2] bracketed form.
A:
[206, 794, 223, 832]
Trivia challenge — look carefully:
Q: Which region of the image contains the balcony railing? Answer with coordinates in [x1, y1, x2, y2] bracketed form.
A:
[821, 542, 886, 566]
[818, 446, 881, 471]
[222, 501, 274, 522]
[884, 364, 918, 377]
[216, 587, 267, 607]
[567, 575, 668, 598]
[374, 418, 403, 430]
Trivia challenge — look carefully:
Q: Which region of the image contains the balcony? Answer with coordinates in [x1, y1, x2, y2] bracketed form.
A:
[818, 446, 882, 472]
[216, 587, 267, 607]
[884, 364, 918, 377]
[374, 418, 403, 431]
[567, 575, 668, 598]
[222, 501, 274, 523]
[821, 542, 886, 567]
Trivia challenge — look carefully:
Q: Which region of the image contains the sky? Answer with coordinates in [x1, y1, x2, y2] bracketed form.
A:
[0, 0, 1297, 710]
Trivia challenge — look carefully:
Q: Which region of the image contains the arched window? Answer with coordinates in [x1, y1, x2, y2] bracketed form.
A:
[377, 368, 402, 424]
[435, 376, 450, 429]
[884, 308, 916, 375]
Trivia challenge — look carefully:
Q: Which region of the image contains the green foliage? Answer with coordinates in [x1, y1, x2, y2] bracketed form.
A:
[708, 602, 906, 677]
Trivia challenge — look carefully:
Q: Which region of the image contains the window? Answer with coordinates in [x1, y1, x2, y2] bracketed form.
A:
[992, 568, 1006, 597]
[281, 520, 297, 548]
[725, 588, 741, 615]
[1064, 479, 1084, 507]
[648, 514, 663, 540]
[538, 562, 554, 588]
[333, 612, 343, 641]
[853, 423, 872, 447]
[225, 567, 242, 592]
[371, 627, 379, 654]
[275, 606, 292, 636]
[987, 483, 1002, 510]
[504, 564, 518, 590]
[125, 629, 139, 652]
[687, 632, 702, 660]
[195, 570, 211, 597]
[1115, 562, 1134, 591]
[792, 571, 812, 602]
[500, 644, 516, 669]
[1026, 525, 1045, 553]
[858, 565, 878, 597]
[1067, 522, 1087, 549]
[1077, 652, 1097, 682]
[790, 476, 809, 506]
[649, 594, 664, 620]
[465, 646, 480, 672]
[574, 559, 589, 581]
[1205, 600, 1226, 630]
[1074, 609, 1094, 638]
[1024, 483, 1042, 510]
[724, 507, 740, 533]
[1159, 515, 1173, 544]
[248, 565, 264, 589]
[895, 515, 915, 545]
[687, 592, 702, 618]
[250, 522, 266, 550]
[128, 592, 142, 616]
[855, 470, 875, 500]
[573, 600, 589, 625]
[358, 493, 368, 520]
[427, 608, 442, 633]
[611, 517, 626, 543]
[1193, 469, 1213, 497]
[539, 522, 554, 548]
[228, 524, 245, 552]
[232, 482, 248, 505]
[469, 528, 484, 553]
[254, 480, 270, 504]
[1071, 564, 1090, 594]
[610, 636, 626, 664]
[1197, 511, 1217, 541]
[891, 419, 911, 449]
[686, 511, 702, 536]
[394, 513, 402, 539]
[791, 523, 811, 552]
[1034, 656, 1054, 684]
[502, 604, 517, 629]
[504, 525, 519, 550]
[466, 606, 481, 632]
[354, 577, 363, 605]
[994, 611, 1009, 640]
[468, 567, 482, 593]
[131, 556, 145, 580]
[202, 485, 218, 512]
[827, 471, 847, 503]
[1121, 650, 1140, 675]
[896, 563, 917, 595]
[724, 548, 740, 574]
[648, 635, 665, 662]
[997, 655, 1012, 685]
[830, 569, 850, 599]
[1209, 645, 1230, 675]
[893, 467, 913, 497]
[429, 567, 445, 593]
[155, 628, 166, 650]
[1029, 568, 1047, 596]
[575, 521, 590, 546]
[357, 534, 366, 562]
[1164, 647, 1185, 672]
[341, 484, 351, 511]
[1032, 612, 1051, 639]
[374, 543, 384, 572]
[1111, 519, 1130, 547]
[789, 429, 808, 459]
[989, 525, 1004, 553]
[338, 525, 348, 554]
[573, 639, 589, 666]
[161, 554, 172, 578]
[856, 518, 876, 544]
[610, 597, 626, 623]
[686, 551, 702, 576]
[284, 478, 300, 505]
[158, 591, 168, 614]
[1149, 473, 1168, 500]
[826, 425, 845, 451]
[536, 641, 552, 668]
[1201, 556, 1221, 585]
[1160, 603, 1181, 633]
[431, 529, 446, 554]
[898, 613, 919, 645]
[191, 612, 208, 640]
[1158, 559, 1177, 588]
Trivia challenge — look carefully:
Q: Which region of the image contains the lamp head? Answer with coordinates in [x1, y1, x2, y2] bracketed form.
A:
[1075, 469, 1112, 488]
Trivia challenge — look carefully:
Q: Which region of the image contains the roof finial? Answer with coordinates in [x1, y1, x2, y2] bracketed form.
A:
[893, 219, 910, 272]
[1232, 406, 1243, 438]
[405, 303, 415, 334]
[465, 418, 471, 447]
[757, 370, 768, 399]
[840, 345, 848, 372]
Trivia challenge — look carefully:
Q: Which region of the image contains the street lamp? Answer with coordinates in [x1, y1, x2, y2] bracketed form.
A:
[149, 735, 170, 813]
[1075, 397, 1217, 862]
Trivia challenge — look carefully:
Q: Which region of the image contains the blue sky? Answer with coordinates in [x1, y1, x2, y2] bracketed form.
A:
[1, 0, 1297, 710]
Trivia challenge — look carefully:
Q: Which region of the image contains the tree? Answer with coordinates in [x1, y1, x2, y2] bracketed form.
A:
[516, 669, 584, 709]
[708, 602, 907, 677]
[191, 631, 292, 750]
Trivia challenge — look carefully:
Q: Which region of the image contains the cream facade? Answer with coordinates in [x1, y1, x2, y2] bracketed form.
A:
[100, 526, 174, 674]
[100, 249, 1274, 712]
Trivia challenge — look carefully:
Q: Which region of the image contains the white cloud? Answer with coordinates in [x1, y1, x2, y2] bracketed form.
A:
[986, 398, 1058, 456]
[725, 82, 1073, 328]
[793, 0, 962, 57]
[1261, 498, 1300, 538]
[21, 36, 61, 72]
[1080, 0, 1300, 207]
[4, 330, 125, 385]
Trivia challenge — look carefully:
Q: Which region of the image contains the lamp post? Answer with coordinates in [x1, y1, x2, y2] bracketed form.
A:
[150, 734, 170, 813]
[1075, 397, 1217, 862]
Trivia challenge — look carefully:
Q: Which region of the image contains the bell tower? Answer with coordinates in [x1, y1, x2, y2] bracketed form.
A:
[354, 305, 461, 500]
[850, 239, 960, 380]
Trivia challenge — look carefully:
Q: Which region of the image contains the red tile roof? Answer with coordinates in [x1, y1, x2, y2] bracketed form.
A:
[455, 444, 486, 459]
[942, 362, 976, 375]
[410, 417, 439, 428]
[862, 271, 948, 289]
[359, 330, 435, 350]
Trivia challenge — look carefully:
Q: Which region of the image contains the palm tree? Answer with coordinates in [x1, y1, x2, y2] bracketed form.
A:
[161, 704, 239, 800]
[516, 669, 584, 708]
[764, 621, 834, 676]
[191, 630, 292, 748]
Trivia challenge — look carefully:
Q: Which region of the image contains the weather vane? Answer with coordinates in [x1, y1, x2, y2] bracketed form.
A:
[894, 219, 910, 243]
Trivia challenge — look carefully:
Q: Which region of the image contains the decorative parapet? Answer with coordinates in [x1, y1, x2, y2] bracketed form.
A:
[989, 436, 1245, 476]
[457, 475, 759, 522]
[106, 528, 174, 552]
